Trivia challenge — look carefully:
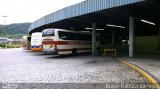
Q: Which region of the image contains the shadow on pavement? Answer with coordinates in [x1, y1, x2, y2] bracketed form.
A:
[46, 53, 92, 59]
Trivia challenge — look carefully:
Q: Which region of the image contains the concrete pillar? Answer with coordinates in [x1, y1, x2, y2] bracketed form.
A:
[159, 24, 160, 50]
[92, 23, 96, 56]
[129, 17, 135, 57]
[112, 30, 115, 46]
[155, 22, 160, 50]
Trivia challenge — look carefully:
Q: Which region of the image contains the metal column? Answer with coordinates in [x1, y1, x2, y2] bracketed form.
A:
[92, 23, 96, 56]
[159, 24, 160, 50]
[112, 30, 115, 46]
[129, 17, 135, 57]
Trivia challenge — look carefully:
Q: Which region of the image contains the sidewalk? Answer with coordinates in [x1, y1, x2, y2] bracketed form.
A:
[121, 54, 160, 82]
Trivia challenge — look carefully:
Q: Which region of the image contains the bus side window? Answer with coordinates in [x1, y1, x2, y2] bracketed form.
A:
[59, 31, 72, 40]
[72, 33, 78, 40]
[59, 31, 67, 39]
[66, 32, 72, 40]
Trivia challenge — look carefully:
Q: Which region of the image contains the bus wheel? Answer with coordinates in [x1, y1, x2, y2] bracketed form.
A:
[72, 48, 77, 56]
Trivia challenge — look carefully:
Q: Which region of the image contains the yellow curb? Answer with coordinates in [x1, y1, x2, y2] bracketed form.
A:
[119, 59, 160, 89]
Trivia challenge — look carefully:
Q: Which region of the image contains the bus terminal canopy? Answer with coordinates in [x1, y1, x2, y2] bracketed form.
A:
[28, 0, 160, 34]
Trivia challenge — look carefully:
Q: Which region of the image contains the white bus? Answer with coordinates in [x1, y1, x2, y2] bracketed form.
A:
[42, 28, 102, 55]
[31, 32, 43, 51]
[0, 37, 7, 44]
[20, 36, 31, 50]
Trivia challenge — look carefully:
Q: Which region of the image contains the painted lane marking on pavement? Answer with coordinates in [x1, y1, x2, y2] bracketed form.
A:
[119, 59, 160, 89]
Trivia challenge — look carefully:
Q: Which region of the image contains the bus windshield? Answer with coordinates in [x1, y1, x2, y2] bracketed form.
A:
[31, 33, 42, 46]
[42, 29, 55, 37]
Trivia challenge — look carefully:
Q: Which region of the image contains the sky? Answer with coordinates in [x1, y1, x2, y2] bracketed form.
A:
[0, 0, 85, 25]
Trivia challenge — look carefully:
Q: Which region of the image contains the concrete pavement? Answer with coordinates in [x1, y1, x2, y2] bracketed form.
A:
[0, 48, 148, 89]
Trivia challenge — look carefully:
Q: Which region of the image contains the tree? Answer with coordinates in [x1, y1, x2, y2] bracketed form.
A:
[0, 27, 5, 35]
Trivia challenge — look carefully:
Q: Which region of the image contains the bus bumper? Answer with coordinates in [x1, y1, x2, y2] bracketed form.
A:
[31, 48, 43, 51]
[43, 49, 58, 55]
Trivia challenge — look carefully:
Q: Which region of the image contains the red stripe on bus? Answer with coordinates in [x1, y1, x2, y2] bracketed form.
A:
[42, 41, 68, 45]
[58, 48, 91, 52]
[42, 41, 91, 45]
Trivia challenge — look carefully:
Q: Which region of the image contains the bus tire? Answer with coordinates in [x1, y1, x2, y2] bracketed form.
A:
[72, 48, 77, 56]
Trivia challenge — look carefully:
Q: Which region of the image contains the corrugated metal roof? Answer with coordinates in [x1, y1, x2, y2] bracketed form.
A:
[28, 0, 144, 33]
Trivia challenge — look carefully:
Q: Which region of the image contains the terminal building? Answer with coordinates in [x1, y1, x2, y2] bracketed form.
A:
[28, 0, 160, 57]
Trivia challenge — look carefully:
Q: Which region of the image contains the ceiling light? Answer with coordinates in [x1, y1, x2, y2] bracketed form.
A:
[96, 29, 104, 30]
[106, 24, 116, 27]
[85, 28, 104, 30]
[116, 26, 126, 28]
[141, 19, 155, 25]
[106, 24, 125, 29]
[85, 28, 92, 29]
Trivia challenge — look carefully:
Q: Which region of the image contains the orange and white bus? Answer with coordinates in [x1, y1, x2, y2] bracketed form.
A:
[42, 28, 102, 55]
[31, 32, 43, 51]
[20, 36, 31, 50]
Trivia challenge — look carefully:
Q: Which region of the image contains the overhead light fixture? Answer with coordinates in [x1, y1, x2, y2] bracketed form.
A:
[85, 28, 104, 30]
[106, 24, 117, 27]
[141, 19, 155, 25]
[85, 28, 92, 29]
[106, 24, 126, 28]
[116, 26, 126, 29]
[96, 29, 104, 30]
